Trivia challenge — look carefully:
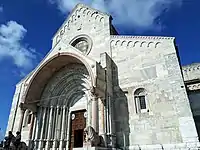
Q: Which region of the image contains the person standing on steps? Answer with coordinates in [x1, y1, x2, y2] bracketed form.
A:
[8, 131, 15, 147]
[14, 131, 21, 149]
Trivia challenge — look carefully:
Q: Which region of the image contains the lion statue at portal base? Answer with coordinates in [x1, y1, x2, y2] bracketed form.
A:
[84, 126, 105, 147]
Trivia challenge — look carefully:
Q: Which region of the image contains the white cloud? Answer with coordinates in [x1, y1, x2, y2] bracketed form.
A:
[0, 21, 38, 74]
[50, 0, 182, 31]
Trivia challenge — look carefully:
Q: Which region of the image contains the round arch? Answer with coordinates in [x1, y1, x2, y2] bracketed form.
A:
[23, 52, 95, 104]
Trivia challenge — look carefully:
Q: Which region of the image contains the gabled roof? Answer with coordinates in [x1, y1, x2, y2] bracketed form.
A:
[52, 3, 110, 39]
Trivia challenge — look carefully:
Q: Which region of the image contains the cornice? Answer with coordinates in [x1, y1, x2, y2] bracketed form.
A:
[182, 63, 200, 73]
[111, 35, 175, 40]
[187, 82, 200, 91]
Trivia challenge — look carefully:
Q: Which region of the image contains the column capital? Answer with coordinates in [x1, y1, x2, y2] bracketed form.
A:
[32, 111, 37, 116]
[91, 93, 100, 102]
[19, 102, 27, 111]
[91, 96, 98, 101]
[90, 86, 95, 94]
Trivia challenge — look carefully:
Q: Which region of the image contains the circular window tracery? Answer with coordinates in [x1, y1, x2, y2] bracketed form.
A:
[70, 35, 92, 55]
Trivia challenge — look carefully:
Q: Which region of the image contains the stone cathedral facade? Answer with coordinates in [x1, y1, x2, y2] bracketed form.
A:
[6, 3, 200, 150]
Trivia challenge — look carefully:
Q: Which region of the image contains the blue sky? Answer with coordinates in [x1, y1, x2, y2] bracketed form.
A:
[0, 0, 200, 139]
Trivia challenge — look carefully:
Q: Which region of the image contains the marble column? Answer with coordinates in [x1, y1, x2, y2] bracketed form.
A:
[91, 94, 98, 132]
[18, 107, 26, 132]
[109, 96, 112, 134]
[108, 95, 116, 147]
[45, 107, 50, 139]
[55, 106, 60, 139]
[46, 106, 53, 149]
[38, 107, 47, 149]
[22, 110, 29, 127]
[34, 107, 42, 149]
[59, 105, 66, 149]
[27, 112, 35, 149]
[66, 111, 71, 150]
[51, 106, 56, 138]
[53, 106, 60, 149]
[29, 113, 35, 139]
[106, 96, 110, 134]
[99, 97, 106, 144]
[31, 113, 37, 140]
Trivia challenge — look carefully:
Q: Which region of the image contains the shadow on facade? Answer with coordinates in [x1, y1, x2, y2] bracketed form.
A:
[188, 90, 200, 140]
[111, 60, 130, 148]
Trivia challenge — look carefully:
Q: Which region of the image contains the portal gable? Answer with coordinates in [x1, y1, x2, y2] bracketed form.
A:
[52, 3, 110, 49]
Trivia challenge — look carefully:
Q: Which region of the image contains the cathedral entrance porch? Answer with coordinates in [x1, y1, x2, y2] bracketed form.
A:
[24, 59, 94, 150]
[17, 53, 110, 149]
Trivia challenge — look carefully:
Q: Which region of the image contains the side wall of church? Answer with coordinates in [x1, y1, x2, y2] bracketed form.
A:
[188, 91, 200, 136]
[110, 36, 198, 147]
[182, 63, 200, 81]
[182, 64, 200, 117]
[6, 79, 36, 144]
[182, 64, 200, 138]
[6, 82, 25, 135]
[188, 91, 200, 116]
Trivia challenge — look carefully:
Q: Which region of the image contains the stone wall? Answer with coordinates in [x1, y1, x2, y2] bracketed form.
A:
[182, 63, 200, 81]
[6, 82, 24, 135]
[182, 63, 200, 141]
[6, 81, 32, 145]
[110, 35, 198, 147]
[51, 4, 111, 63]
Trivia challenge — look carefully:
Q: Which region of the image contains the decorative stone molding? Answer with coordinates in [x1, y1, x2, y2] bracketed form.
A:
[111, 35, 175, 40]
[54, 3, 107, 45]
[187, 83, 200, 91]
[110, 35, 174, 48]
[110, 35, 175, 49]
[70, 34, 93, 55]
[182, 63, 200, 73]
[40, 64, 91, 107]
[111, 39, 160, 49]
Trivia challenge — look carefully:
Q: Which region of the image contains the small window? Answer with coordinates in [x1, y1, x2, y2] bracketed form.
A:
[134, 88, 148, 113]
[27, 113, 32, 124]
[23, 110, 33, 127]
[139, 96, 146, 109]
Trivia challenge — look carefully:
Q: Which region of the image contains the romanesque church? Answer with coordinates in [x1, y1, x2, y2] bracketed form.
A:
[6, 3, 200, 150]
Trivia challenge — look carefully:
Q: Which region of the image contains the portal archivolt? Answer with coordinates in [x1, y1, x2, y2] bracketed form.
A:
[40, 64, 91, 106]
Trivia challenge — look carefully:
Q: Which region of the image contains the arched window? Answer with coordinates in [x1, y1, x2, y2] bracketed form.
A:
[27, 112, 32, 125]
[23, 110, 32, 127]
[134, 88, 148, 113]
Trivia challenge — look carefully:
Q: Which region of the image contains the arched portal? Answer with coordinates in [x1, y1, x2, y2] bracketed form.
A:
[23, 52, 95, 105]
[22, 53, 95, 150]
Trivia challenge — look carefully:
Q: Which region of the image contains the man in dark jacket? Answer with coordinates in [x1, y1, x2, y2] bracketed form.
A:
[14, 131, 21, 149]
[8, 131, 15, 146]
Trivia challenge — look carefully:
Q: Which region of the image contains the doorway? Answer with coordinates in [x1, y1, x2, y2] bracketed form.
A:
[69, 110, 86, 150]
[74, 129, 84, 147]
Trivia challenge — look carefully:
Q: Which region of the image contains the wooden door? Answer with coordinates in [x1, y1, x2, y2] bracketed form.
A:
[69, 110, 86, 150]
